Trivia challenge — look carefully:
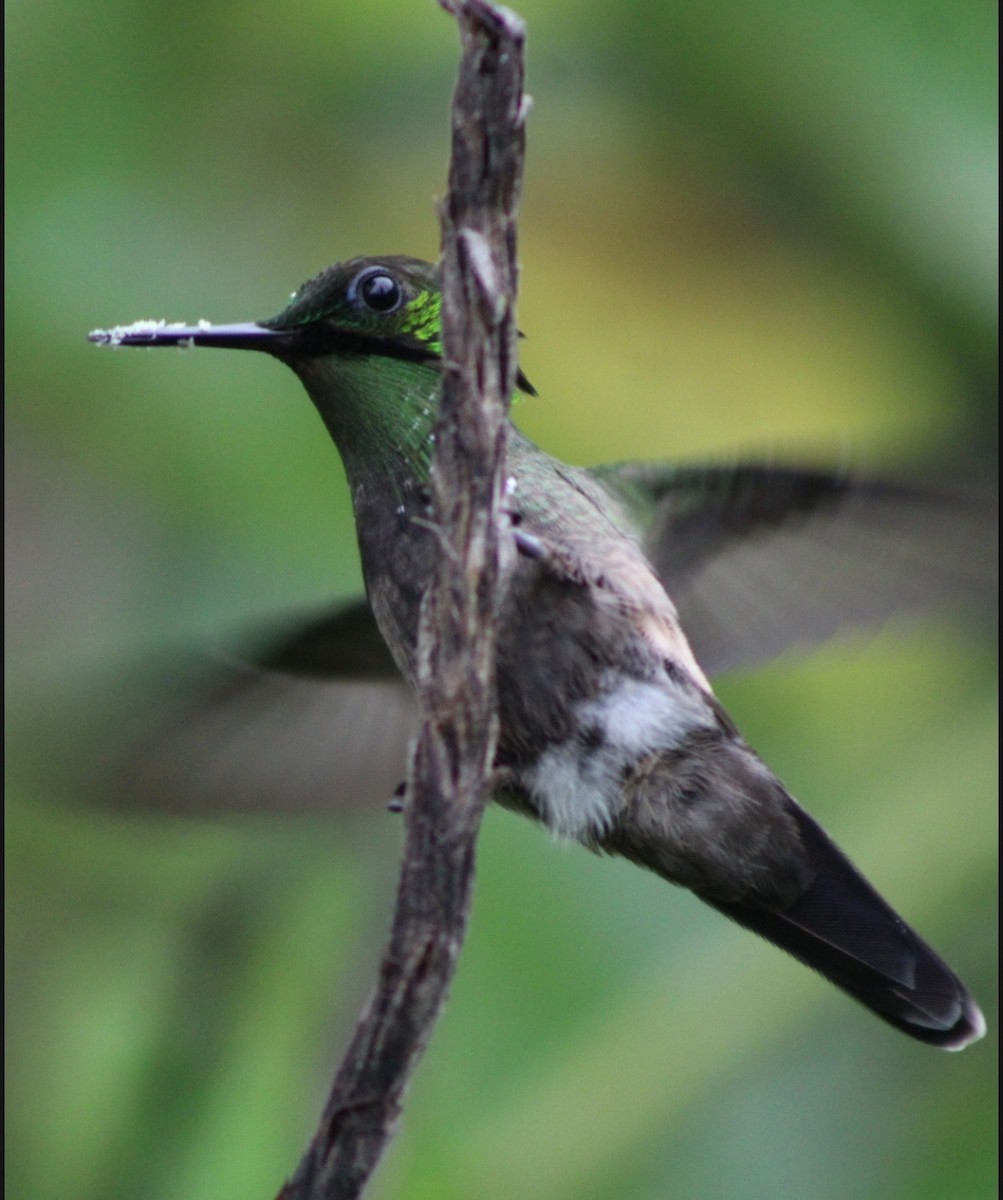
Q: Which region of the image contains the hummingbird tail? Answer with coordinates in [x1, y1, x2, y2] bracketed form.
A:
[703, 806, 985, 1049]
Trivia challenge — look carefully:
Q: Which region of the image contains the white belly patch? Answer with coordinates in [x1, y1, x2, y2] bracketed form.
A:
[526, 672, 715, 841]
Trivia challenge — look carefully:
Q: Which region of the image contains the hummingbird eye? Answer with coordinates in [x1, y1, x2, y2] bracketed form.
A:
[353, 269, 403, 314]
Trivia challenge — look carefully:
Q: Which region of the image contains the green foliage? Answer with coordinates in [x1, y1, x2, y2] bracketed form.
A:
[7, 1, 996, 1198]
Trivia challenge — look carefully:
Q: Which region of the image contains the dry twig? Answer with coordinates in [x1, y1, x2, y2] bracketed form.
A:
[276, 4, 527, 1197]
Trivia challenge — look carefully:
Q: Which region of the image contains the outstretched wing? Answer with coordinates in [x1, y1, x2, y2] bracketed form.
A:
[108, 464, 995, 813]
[594, 462, 996, 676]
[110, 600, 417, 815]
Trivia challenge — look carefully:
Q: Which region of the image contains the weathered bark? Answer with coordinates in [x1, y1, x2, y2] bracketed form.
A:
[275, 4, 527, 1197]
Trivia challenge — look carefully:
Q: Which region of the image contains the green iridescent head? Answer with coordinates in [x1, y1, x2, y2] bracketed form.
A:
[263, 256, 445, 364]
[261, 256, 534, 394]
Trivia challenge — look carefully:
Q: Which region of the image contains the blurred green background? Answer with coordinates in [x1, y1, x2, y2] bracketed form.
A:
[6, 1, 997, 1198]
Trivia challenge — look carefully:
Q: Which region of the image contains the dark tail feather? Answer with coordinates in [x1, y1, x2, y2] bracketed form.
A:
[704, 806, 985, 1049]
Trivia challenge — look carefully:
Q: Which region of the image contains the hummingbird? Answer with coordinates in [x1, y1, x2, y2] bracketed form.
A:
[91, 255, 990, 1049]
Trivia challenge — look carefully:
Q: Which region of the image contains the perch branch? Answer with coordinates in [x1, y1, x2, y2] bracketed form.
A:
[275, 3, 527, 1197]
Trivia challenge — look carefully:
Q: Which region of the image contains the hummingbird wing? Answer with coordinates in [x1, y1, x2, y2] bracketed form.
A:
[106, 465, 993, 814]
[109, 600, 417, 815]
[593, 463, 997, 677]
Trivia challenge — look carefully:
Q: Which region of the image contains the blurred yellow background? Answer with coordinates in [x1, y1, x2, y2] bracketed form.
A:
[6, 2, 997, 1198]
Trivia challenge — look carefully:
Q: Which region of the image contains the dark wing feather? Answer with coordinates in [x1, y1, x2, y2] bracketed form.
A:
[111, 601, 417, 815]
[595, 462, 996, 676]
